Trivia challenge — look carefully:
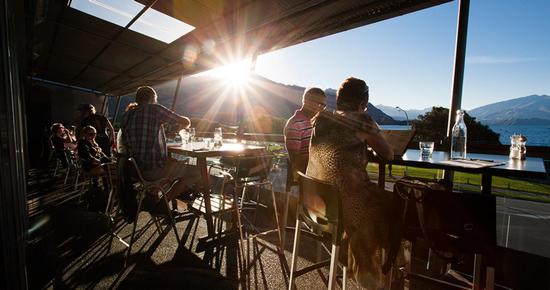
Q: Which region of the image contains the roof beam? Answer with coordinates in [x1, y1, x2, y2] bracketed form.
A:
[69, 0, 158, 84]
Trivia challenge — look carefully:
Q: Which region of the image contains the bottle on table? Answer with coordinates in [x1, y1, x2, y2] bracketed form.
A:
[451, 110, 467, 159]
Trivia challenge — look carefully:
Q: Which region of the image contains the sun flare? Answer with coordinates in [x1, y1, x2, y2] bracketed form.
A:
[208, 60, 252, 88]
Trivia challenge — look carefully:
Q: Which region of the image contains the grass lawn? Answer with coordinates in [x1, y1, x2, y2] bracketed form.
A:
[367, 163, 550, 203]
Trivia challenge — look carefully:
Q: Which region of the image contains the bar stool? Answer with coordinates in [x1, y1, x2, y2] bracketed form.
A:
[216, 154, 284, 250]
[289, 172, 347, 290]
[119, 157, 181, 267]
[394, 177, 496, 290]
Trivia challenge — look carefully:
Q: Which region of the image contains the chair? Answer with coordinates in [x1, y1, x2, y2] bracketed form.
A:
[394, 177, 496, 290]
[216, 154, 284, 250]
[118, 157, 180, 267]
[289, 172, 347, 290]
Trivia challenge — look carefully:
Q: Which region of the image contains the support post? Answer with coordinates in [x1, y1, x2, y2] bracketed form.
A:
[0, 0, 29, 288]
[447, 0, 470, 138]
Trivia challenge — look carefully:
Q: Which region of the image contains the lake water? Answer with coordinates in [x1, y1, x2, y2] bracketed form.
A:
[381, 124, 550, 146]
[489, 125, 550, 146]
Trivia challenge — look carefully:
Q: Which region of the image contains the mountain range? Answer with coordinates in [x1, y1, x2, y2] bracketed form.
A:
[112, 74, 549, 127]
[152, 73, 402, 125]
[467, 95, 550, 125]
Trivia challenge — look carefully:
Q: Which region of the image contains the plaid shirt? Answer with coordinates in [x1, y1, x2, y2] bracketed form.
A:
[284, 110, 313, 156]
[121, 103, 185, 171]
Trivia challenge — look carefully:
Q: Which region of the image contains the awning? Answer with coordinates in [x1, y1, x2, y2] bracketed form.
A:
[31, 0, 451, 96]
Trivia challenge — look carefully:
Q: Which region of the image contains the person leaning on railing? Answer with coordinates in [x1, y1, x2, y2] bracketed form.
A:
[307, 77, 405, 289]
[283, 87, 327, 184]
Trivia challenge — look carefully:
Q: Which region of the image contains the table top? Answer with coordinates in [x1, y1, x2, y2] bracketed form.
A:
[168, 141, 266, 158]
[389, 149, 547, 179]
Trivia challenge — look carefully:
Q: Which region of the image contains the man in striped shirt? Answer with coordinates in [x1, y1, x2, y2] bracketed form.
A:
[284, 87, 327, 183]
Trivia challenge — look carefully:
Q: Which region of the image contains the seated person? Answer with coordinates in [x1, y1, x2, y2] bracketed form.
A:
[78, 125, 111, 176]
[307, 77, 403, 289]
[120, 86, 201, 203]
[78, 104, 115, 157]
[284, 87, 326, 186]
[50, 123, 76, 168]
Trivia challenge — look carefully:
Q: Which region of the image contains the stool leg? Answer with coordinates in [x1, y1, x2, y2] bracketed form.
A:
[125, 194, 144, 267]
[342, 265, 347, 290]
[162, 194, 180, 243]
[269, 184, 284, 251]
[328, 244, 340, 290]
[473, 254, 482, 290]
[64, 163, 71, 184]
[288, 219, 302, 290]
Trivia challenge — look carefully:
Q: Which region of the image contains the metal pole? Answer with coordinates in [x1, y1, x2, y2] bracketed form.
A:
[171, 76, 183, 110]
[447, 0, 470, 137]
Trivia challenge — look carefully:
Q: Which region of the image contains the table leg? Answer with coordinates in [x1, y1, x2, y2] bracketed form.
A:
[481, 174, 492, 195]
[197, 156, 214, 235]
[378, 163, 386, 189]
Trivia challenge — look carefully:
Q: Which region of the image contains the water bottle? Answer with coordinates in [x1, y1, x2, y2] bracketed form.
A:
[451, 110, 467, 159]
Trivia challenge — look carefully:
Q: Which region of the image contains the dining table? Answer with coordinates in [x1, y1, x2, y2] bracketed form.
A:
[168, 141, 266, 237]
[378, 149, 547, 194]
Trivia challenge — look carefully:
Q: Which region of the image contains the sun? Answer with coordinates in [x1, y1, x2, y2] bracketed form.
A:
[208, 59, 252, 88]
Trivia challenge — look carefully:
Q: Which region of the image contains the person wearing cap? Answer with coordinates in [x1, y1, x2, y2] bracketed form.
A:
[78, 104, 115, 157]
[119, 86, 200, 203]
[283, 87, 327, 184]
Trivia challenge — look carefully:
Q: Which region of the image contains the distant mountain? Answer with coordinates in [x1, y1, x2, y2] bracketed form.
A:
[376, 105, 431, 121]
[468, 95, 550, 125]
[150, 73, 401, 125]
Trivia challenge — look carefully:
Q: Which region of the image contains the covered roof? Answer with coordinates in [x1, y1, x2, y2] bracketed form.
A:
[32, 0, 451, 96]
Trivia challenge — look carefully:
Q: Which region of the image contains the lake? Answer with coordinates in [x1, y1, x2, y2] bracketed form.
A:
[489, 125, 550, 146]
[380, 124, 550, 147]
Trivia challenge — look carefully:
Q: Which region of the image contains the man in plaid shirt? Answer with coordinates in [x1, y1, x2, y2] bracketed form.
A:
[121, 86, 200, 201]
[284, 87, 327, 184]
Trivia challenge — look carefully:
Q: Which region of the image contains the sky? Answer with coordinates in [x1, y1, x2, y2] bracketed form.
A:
[254, 0, 550, 110]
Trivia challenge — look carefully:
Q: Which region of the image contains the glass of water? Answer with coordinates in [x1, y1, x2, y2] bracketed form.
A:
[213, 127, 223, 147]
[179, 129, 189, 145]
[419, 141, 434, 159]
[188, 127, 196, 142]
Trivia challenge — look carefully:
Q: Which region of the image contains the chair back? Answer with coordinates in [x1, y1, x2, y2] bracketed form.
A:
[235, 154, 273, 181]
[297, 171, 343, 244]
[394, 177, 496, 254]
[116, 155, 140, 223]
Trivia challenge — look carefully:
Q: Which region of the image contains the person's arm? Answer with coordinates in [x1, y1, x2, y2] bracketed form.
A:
[156, 104, 190, 130]
[358, 114, 394, 161]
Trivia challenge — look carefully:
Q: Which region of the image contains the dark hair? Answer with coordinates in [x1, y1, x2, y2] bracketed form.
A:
[336, 77, 368, 111]
[135, 86, 156, 104]
[302, 87, 326, 104]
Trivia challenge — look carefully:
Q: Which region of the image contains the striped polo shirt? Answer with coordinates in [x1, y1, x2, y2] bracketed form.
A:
[284, 110, 313, 155]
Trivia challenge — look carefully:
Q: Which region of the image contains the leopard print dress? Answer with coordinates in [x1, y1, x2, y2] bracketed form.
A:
[307, 110, 405, 289]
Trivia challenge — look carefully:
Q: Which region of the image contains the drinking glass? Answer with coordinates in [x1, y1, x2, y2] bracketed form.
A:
[419, 141, 434, 159]
[188, 128, 196, 142]
[179, 129, 189, 145]
[213, 127, 223, 147]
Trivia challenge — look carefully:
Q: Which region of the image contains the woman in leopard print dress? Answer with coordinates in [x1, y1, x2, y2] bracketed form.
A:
[307, 77, 404, 289]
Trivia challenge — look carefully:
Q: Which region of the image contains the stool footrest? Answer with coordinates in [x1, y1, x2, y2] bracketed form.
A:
[294, 259, 331, 278]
